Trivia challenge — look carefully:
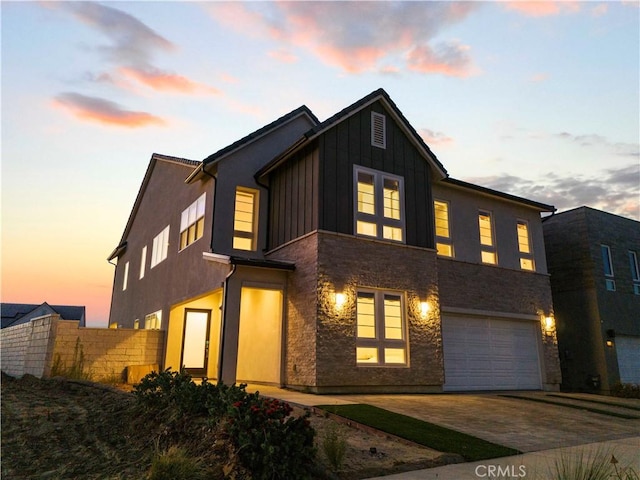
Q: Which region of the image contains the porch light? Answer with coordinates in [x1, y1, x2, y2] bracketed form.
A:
[544, 316, 554, 331]
[335, 292, 346, 309]
[606, 340, 614, 347]
[420, 301, 429, 318]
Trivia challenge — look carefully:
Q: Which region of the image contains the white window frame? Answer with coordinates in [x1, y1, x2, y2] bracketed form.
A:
[233, 187, 259, 251]
[122, 261, 129, 291]
[516, 220, 535, 271]
[145, 310, 162, 330]
[371, 112, 386, 149]
[353, 165, 405, 243]
[434, 199, 453, 257]
[478, 210, 497, 265]
[139, 245, 147, 279]
[356, 289, 407, 366]
[151, 225, 170, 268]
[179, 193, 206, 251]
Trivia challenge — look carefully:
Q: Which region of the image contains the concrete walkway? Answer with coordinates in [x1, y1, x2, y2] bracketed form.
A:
[248, 385, 640, 479]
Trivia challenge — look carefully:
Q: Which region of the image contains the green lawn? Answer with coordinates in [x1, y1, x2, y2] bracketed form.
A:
[317, 404, 520, 462]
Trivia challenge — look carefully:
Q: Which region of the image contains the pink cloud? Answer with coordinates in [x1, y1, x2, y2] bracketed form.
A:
[420, 128, 454, 146]
[406, 42, 476, 77]
[591, 3, 608, 17]
[53, 92, 165, 128]
[268, 49, 298, 64]
[118, 67, 220, 94]
[504, 1, 581, 17]
[530, 72, 549, 83]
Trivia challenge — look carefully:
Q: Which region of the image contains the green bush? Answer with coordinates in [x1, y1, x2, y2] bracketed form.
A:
[226, 392, 316, 479]
[611, 383, 640, 399]
[148, 446, 208, 480]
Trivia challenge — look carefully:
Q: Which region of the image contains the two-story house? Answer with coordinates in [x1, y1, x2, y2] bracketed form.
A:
[108, 89, 561, 393]
[543, 207, 640, 392]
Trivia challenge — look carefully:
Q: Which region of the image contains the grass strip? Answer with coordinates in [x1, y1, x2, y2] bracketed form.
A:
[317, 404, 520, 462]
[546, 394, 640, 412]
[499, 395, 640, 419]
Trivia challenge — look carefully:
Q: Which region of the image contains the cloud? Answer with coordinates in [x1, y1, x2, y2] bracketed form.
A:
[530, 73, 549, 83]
[268, 49, 298, 64]
[555, 131, 639, 157]
[420, 128, 454, 146]
[503, 1, 581, 17]
[118, 66, 221, 94]
[591, 3, 608, 17]
[206, 2, 479, 76]
[464, 164, 640, 220]
[53, 92, 165, 127]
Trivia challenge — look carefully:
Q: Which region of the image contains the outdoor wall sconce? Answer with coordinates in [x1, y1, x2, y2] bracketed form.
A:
[335, 292, 346, 309]
[606, 340, 614, 347]
[420, 301, 429, 318]
[544, 316, 554, 332]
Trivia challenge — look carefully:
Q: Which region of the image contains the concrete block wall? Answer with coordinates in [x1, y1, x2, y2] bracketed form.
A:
[1, 315, 57, 378]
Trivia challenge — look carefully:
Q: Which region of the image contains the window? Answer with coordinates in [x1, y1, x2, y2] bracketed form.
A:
[233, 188, 258, 251]
[354, 166, 404, 242]
[434, 200, 453, 257]
[151, 226, 170, 268]
[139, 246, 147, 279]
[478, 211, 497, 264]
[601, 245, 615, 291]
[629, 251, 640, 295]
[180, 193, 206, 250]
[517, 221, 535, 271]
[145, 310, 162, 330]
[356, 290, 407, 365]
[122, 261, 129, 291]
[133, 319, 140, 329]
[371, 112, 386, 149]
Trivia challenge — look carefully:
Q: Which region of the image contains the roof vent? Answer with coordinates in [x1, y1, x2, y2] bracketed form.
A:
[371, 112, 386, 149]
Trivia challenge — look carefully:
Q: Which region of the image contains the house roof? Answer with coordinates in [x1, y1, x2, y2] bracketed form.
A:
[1, 302, 86, 329]
[186, 105, 320, 183]
[441, 177, 556, 212]
[256, 88, 448, 179]
[107, 153, 199, 261]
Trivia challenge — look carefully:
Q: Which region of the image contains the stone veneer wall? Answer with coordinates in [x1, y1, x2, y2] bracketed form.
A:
[1, 314, 165, 382]
[437, 257, 561, 388]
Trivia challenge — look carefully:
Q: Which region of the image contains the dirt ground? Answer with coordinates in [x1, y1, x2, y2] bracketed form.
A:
[1, 374, 457, 479]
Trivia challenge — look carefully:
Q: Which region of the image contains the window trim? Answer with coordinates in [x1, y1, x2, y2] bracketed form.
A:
[516, 219, 535, 271]
[139, 245, 147, 279]
[478, 210, 497, 265]
[629, 251, 640, 282]
[353, 165, 405, 244]
[179, 193, 206, 251]
[601, 244, 614, 277]
[233, 187, 259, 252]
[434, 199, 453, 257]
[356, 289, 408, 367]
[145, 310, 162, 330]
[151, 225, 170, 268]
[122, 261, 129, 291]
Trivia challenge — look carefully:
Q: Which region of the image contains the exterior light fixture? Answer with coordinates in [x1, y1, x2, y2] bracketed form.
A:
[335, 292, 346, 309]
[420, 301, 429, 318]
[606, 340, 614, 347]
[544, 316, 554, 331]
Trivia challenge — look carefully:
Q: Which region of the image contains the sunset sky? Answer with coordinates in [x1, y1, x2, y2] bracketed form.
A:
[2, 1, 639, 327]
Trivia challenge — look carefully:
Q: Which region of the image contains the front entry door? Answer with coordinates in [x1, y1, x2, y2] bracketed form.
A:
[181, 309, 211, 377]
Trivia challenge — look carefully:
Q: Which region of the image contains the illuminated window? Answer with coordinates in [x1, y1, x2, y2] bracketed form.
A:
[478, 211, 497, 265]
[133, 319, 140, 329]
[145, 310, 162, 330]
[122, 261, 129, 291]
[354, 166, 404, 242]
[356, 290, 407, 365]
[517, 221, 535, 271]
[371, 112, 386, 149]
[180, 193, 206, 250]
[139, 246, 147, 279]
[233, 188, 259, 251]
[151, 225, 170, 268]
[434, 200, 453, 257]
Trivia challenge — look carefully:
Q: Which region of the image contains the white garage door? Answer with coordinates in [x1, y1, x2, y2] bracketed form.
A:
[442, 315, 542, 391]
[616, 336, 640, 384]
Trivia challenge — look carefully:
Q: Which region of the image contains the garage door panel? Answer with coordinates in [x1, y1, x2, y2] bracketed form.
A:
[443, 315, 542, 391]
[616, 336, 640, 384]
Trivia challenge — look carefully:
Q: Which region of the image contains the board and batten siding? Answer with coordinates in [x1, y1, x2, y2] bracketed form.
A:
[268, 101, 436, 250]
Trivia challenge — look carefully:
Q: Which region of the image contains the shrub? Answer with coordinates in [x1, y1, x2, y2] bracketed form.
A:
[547, 447, 639, 480]
[611, 383, 640, 399]
[321, 423, 347, 472]
[148, 445, 208, 480]
[133, 368, 208, 416]
[226, 392, 316, 479]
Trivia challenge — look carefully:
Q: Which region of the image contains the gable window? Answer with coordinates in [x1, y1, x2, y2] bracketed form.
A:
[151, 225, 170, 268]
[139, 246, 147, 279]
[233, 187, 259, 251]
[478, 210, 497, 265]
[601, 245, 615, 291]
[356, 290, 407, 365]
[434, 200, 453, 257]
[517, 221, 535, 271]
[354, 166, 404, 242]
[122, 261, 129, 291]
[629, 251, 640, 295]
[180, 193, 206, 250]
[145, 310, 162, 330]
[371, 112, 386, 149]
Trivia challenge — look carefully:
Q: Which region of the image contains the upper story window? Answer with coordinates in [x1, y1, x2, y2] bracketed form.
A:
[145, 310, 162, 330]
[601, 244, 615, 291]
[122, 261, 129, 291]
[354, 166, 404, 243]
[151, 225, 170, 268]
[517, 220, 535, 271]
[371, 112, 386, 149]
[434, 200, 453, 257]
[478, 210, 497, 265]
[233, 187, 259, 251]
[180, 193, 206, 250]
[139, 246, 147, 279]
[356, 290, 406, 365]
[629, 251, 640, 295]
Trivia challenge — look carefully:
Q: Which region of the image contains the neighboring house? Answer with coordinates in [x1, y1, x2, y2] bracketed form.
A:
[543, 206, 640, 392]
[108, 88, 561, 393]
[1, 302, 86, 329]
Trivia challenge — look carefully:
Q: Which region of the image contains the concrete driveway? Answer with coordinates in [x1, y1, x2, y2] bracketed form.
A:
[252, 385, 640, 453]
